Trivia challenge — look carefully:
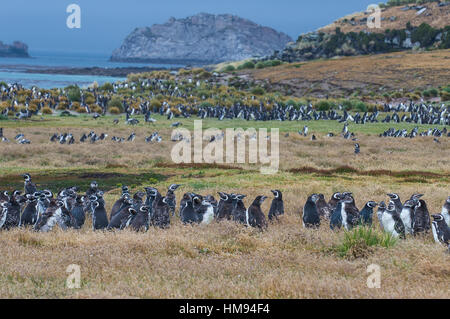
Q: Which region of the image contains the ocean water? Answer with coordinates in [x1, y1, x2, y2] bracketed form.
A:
[0, 51, 182, 89]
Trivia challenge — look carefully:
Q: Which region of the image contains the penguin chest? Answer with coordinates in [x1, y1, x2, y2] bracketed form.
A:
[400, 208, 413, 234]
[0, 209, 7, 228]
[201, 206, 214, 225]
[431, 223, 441, 244]
[340, 205, 348, 230]
[441, 208, 450, 228]
[382, 214, 396, 234]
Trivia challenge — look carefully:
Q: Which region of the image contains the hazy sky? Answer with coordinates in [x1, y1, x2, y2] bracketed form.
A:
[0, 0, 378, 55]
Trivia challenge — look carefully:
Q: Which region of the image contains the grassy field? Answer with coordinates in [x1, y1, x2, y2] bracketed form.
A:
[0, 114, 449, 298]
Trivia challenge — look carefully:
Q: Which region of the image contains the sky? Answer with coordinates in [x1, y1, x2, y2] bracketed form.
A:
[0, 0, 379, 55]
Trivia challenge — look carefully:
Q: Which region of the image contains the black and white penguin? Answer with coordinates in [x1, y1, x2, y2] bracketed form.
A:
[23, 173, 37, 195]
[0, 190, 9, 203]
[110, 192, 132, 220]
[303, 194, 321, 228]
[129, 205, 150, 232]
[20, 193, 38, 227]
[412, 199, 431, 235]
[132, 191, 145, 211]
[108, 204, 134, 230]
[197, 200, 215, 225]
[151, 193, 170, 229]
[381, 201, 405, 238]
[354, 143, 360, 154]
[166, 184, 181, 217]
[268, 190, 284, 221]
[231, 194, 247, 224]
[387, 193, 402, 214]
[377, 201, 386, 230]
[441, 196, 450, 227]
[86, 181, 98, 197]
[328, 192, 342, 211]
[330, 200, 343, 230]
[246, 195, 268, 229]
[71, 195, 85, 229]
[431, 214, 450, 246]
[359, 201, 377, 226]
[144, 187, 159, 223]
[339, 193, 360, 230]
[180, 193, 198, 224]
[216, 192, 234, 220]
[90, 196, 108, 230]
[316, 193, 332, 220]
[400, 199, 416, 235]
[204, 195, 218, 216]
[33, 199, 62, 232]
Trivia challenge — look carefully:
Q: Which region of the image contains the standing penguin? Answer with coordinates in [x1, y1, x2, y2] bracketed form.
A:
[246, 195, 268, 229]
[387, 193, 402, 214]
[90, 196, 108, 230]
[231, 194, 247, 225]
[151, 193, 170, 229]
[197, 200, 215, 225]
[354, 143, 360, 154]
[216, 192, 234, 220]
[108, 205, 134, 230]
[381, 201, 405, 238]
[412, 199, 431, 235]
[2, 194, 21, 230]
[20, 194, 38, 226]
[316, 193, 332, 220]
[204, 195, 218, 216]
[110, 191, 131, 220]
[303, 194, 320, 228]
[86, 181, 99, 197]
[330, 201, 343, 230]
[328, 192, 342, 211]
[33, 199, 62, 232]
[180, 193, 198, 224]
[129, 206, 150, 232]
[23, 173, 37, 195]
[0, 202, 9, 229]
[431, 214, 450, 246]
[441, 196, 450, 227]
[400, 199, 416, 235]
[340, 193, 360, 230]
[268, 190, 284, 221]
[166, 184, 181, 217]
[71, 195, 85, 229]
[359, 201, 377, 226]
[377, 201, 386, 230]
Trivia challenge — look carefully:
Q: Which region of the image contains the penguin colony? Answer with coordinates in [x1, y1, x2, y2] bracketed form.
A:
[1, 174, 448, 252]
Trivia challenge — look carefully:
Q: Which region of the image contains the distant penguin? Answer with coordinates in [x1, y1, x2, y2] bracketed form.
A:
[71, 195, 85, 229]
[20, 194, 38, 226]
[330, 201, 343, 230]
[91, 197, 108, 230]
[110, 192, 132, 220]
[247, 195, 268, 229]
[359, 201, 377, 226]
[151, 193, 170, 229]
[268, 190, 284, 221]
[129, 205, 150, 232]
[431, 214, 450, 246]
[354, 143, 360, 154]
[377, 201, 386, 230]
[412, 199, 431, 235]
[180, 193, 198, 224]
[400, 199, 416, 235]
[86, 181, 98, 197]
[303, 194, 320, 228]
[328, 192, 342, 211]
[316, 193, 332, 220]
[340, 193, 360, 230]
[381, 201, 405, 238]
[441, 196, 450, 227]
[166, 184, 181, 217]
[23, 173, 37, 195]
[216, 192, 233, 220]
[231, 194, 247, 224]
[2, 194, 21, 230]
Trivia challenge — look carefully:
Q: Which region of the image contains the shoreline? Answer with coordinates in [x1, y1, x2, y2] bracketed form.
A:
[20, 66, 178, 77]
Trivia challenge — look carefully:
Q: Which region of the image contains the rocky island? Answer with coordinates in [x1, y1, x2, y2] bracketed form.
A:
[111, 13, 292, 64]
[0, 41, 29, 58]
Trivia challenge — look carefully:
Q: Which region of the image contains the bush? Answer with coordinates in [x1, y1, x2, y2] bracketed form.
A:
[150, 99, 162, 109]
[316, 100, 331, 111]
[108, 97, 123, 112]
[238, 61, 255, 70]
[222, 65, 236, 72]
[100, 82, 114, 91]
[42, 106, 53, 114]
[412, 23, 438, 47]
[255, 62, 266, 69]
[65, 85, 81, 102]
[109, 106, 121, 114]
[440, 91, 450, 101]
[251, 86, 265, 95]
[355, 101, 367, 112]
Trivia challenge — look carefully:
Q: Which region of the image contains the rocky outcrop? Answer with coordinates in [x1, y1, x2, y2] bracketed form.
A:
[0, 41, 29, 58]
[111, 13, 292, 64]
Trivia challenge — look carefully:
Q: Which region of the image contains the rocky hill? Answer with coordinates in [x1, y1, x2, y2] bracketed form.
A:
[0, 41, 29, 58]
[111, 13, 292, 64]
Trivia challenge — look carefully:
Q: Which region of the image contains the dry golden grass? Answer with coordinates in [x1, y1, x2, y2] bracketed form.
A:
[249, 49, 450, 97]
[0, 116, 448, 298]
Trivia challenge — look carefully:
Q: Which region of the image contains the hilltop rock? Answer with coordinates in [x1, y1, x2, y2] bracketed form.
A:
[0, 41, 29, 58]
[111, 13, 292, 64]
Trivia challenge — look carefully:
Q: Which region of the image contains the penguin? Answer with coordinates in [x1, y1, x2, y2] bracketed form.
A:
[57, 200, 77, 230]
[23, 173, 37, 195]
[108, 205, 134, 230]
[330, 201, 343, 230]
[144, 187, 159, 224]
[20, 193, 38, 226]
[129, 205, 150, 232]
[316, 193, 332, 220]
[71, 195, 85, 229]
[431, 214, 450, 246]
[198, 200, 215, 225]
[303, 194, 320, 228]
[381, 201, 405, 238]
[180, 193, 198, 224]
[33, 199, 62, 232]
[132, 191, 145, 211]
[246, 195, 268, 229]
[204, 195, 218, 216]
[340, 193, 360, 230]
[387, 193, 402, 214]
[110, 193, 132, 220]
[400, 199, 416, 235]
[86, 181, 98, 197]
[0, 190, 9, 203]
[268, 190, 284, 221]
[216, 192, 234, 220]
[166, 184, 181, 217]
[441, 196, 450, 227]
[151, 193, 170, 229]
[90, 197, 108, 230]
[354, 143, 360, 154]
[328, 192, 342, 211]
[231, 194, 247, 224]
[412, 199, 431, 235]
[0, 202, 9, 229]
[377, 201, 386, 230]
[359, 201, 377, 226]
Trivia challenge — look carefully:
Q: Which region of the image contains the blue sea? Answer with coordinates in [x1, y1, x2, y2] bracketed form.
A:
[0, 50, 182, 89]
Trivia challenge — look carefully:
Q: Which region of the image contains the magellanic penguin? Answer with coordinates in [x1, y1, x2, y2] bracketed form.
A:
[90, 196, 109, 230]
[108, 205, 134, 230]
[441, 196, 450, 227]
[71, 195, 85, 229]
[151, 192, 170, 229]
[23, 173, 37, 195]
[197, 200, 215, 225]
[246, 195, 268, 230]
[359, 201, 377, 226]
[400, 199, 416, 235]
[268, 190, 284, 221]
[231, 194, 247, 225]
[303, 194, 320, 228]
[86, 181, 99, 197]
[412, 199, 431, 235]
[180, 193, 198, 224]
[339, 193, 360, 231]
[129, 205, 150, 232]
[204, 195, 218, 216]
[387, 193, 402, 214]
[328, 192, 342, 211]
[216, 192, 234, 220]
[316, 193, 332, 220]
[431, 214, 450, 246]
[377, 201, 386, 231]
[381, 201, 405, 239]
[33, 199, 62, 232]
[20, 194, 38, 227]
[1, 193, 21, 230]
[166, 184, 181, 217]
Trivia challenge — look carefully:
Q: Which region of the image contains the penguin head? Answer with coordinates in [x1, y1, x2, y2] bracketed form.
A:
[366, 201, 377, 208]
[403, 199, 416, 208]
[386, 201, 396, 213]
[218, 192, 231, 202]
[410, 193, 424, 201]
[128, 207, 137, 215]
[168, 184, 181, 192]
[342, 193, 354, 204]
[446, 196, 450, 204]
[122, 186, 129, 194]
[254, 195, 267, 205]
[22, 173, 31, 182]
[133, 191, 145, 202]
[140, 206, 150, 213]
[387, 193, 399, 200]
[56, 200, 65, 208]
[271, 190, 282, 199]
[44, 190, 53, 198]
[90, 181, 98, 189]
[331, 192, 342, 201]
[145, 187, 159, 198]
[431, 214, 444, 222]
